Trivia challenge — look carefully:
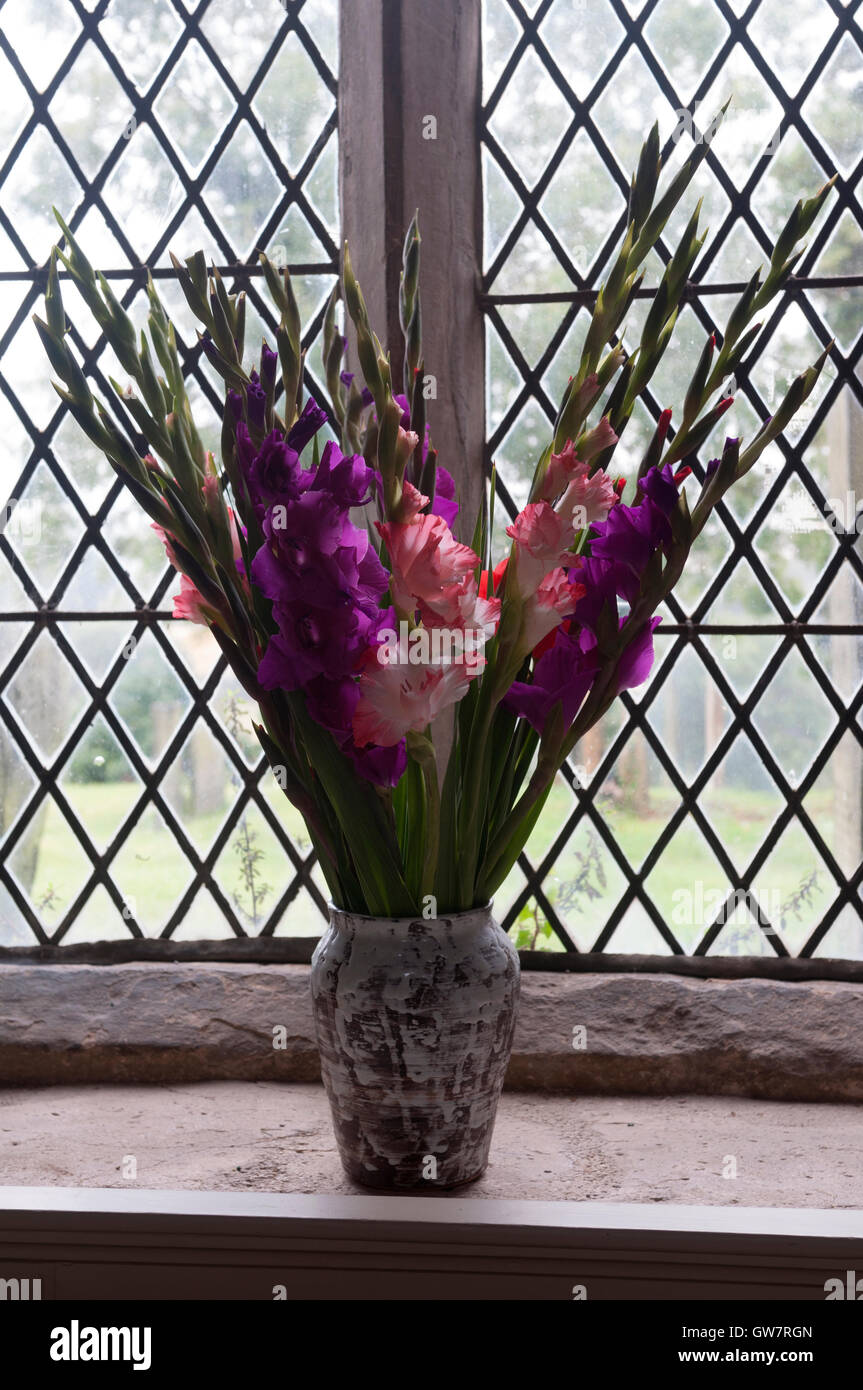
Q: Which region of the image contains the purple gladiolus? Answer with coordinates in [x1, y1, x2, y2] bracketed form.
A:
[433, 465, 459, 529]
[393, 392, 413, 431]
[503, 465, 685, 733]
[504, 628, 599, 733]
[238, 426, 306, 514]
[245, 370, 267, 433]
[260, 341, 278, 393]
[253, 495, 384, 612]
[200, 332, 220, 367]
[350, 739, 407, 785]
[288, 398, 328, 453]
[616, 615, 661, 690]
[637, 459, 681, 516]
[340, 366, 374, 408]
[589, 497, 670, 575]
[233, 398, 328, 518]
[589, 462, 684, 577]
[304, 673, 360, 736]
[311, 440, 376, 507]
[249, 421, 406, 785]
[569, 554, 639, 642]
[257, 600, 375, 690]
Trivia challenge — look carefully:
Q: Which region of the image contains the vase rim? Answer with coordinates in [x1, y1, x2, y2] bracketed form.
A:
[327, 901, 493, 924]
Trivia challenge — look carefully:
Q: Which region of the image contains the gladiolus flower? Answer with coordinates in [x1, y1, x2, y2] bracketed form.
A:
[558, 467, 618, 531]
[340, 364, 374, 408]
[577, 414, 618, 464]
[589, 461, 688, 577]
[396, 479, 430, 521]
[538, 440, 582, 502]
[172, 574, 218, 627]
[396, 425, 420, 469]
[378, 512, 478, 616]
[506, 502, 575, 598]
[432, 466, 459, 529]
[151, 522, 181, 570]
[519, 568, 585, 653]
[419, 578, 500, 648]
[245, 371, 267, 432]
[504, 627, 599, 734]
[352, 651, 476, 748]
[311, 441, 376, 508]
[616, 616, 661, 690]
[479, 557, 509, 598]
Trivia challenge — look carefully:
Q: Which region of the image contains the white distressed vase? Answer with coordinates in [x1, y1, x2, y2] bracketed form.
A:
[310, 904, 520, 1190]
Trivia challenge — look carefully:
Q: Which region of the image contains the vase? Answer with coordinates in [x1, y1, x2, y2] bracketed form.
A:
[310, 903, 520, 1191]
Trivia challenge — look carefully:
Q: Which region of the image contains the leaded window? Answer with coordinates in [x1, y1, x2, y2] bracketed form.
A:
[481, 0, 863, 958]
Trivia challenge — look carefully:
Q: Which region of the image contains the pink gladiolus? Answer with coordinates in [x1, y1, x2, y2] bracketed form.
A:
[540, 435, 618, 527]
[397, 479, 430, 521]
[396, 425, 420, 467]
[352, 651, 476, 747]
[227, 506, 244, 569]
[378, 513, 478, 616]
[153, 481, 248, 626]
[143, 452, 166, 480]
[172, 573, 217, 626]
[151, 521, 181, 570]
[558, 467, 618, 530]
[506, 502, 575, 598]
[418, 579, 500, 665]
[201, 473, 245, 569]
[519, 568, 586, 653]
[152, 523, 211, 623]
[577, 414, 618, 464]
[539, 440, 582, 502]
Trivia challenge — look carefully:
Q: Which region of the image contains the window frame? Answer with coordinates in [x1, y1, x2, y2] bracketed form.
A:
[0, 0, 862, 974]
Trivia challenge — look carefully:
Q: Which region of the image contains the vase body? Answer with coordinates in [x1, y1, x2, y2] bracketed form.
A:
[310, 904, 520, 1191]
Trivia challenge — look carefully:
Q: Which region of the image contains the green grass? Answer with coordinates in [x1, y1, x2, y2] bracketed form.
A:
[12, 776, 855, 954]
[499, 779, 849, 955]
[21, 781, 326, 941]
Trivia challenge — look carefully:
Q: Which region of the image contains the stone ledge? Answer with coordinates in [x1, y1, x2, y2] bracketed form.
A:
[0, 963, 861, 1100]
[2, 1084, 862, 1207]
[509, 972, 863, 1101]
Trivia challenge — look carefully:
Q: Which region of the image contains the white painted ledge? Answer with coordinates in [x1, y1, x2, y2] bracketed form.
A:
[1, 1186, 861, 1300]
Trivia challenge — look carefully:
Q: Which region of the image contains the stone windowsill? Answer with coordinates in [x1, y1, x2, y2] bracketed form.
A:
[0, 962, 861, 1101]
[1, 1082, 861, 1208]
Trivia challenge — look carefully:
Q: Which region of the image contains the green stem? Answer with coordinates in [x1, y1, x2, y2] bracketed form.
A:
[412, 733, 440, 900]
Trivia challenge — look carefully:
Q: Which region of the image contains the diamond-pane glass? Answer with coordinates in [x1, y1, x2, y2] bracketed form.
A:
[0, 0, 336, 944]
[482, 0, 863, 959]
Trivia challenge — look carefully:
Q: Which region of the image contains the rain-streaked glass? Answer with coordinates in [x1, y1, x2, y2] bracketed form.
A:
[482, 0, 863, 958]
[0, 0, 338, 944]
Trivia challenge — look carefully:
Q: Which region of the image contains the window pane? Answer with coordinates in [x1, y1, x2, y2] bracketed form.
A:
[482, 0, 863, 957]
[0, 0, 338, 944]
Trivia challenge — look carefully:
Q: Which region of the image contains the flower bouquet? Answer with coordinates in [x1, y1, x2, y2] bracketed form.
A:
[38, 113, 833, 1188]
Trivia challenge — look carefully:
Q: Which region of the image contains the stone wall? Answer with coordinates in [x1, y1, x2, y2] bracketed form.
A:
[1, 964, 861, 1100]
